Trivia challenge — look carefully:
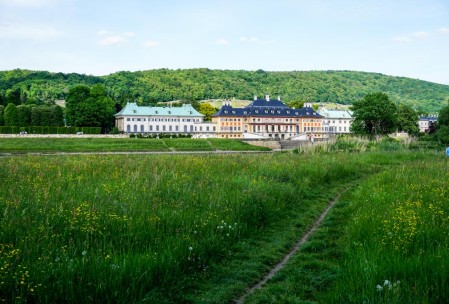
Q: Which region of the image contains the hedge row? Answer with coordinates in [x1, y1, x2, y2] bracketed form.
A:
[0, 126, 102, 134]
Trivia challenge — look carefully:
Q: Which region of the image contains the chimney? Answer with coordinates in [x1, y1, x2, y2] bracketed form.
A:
[254, 95, 257, 101]
[278, 96, 281, 101]
[265, 94, 270, 101]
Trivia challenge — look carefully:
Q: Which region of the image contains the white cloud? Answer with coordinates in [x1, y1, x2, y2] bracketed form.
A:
[393, 36, 412, 43]
[0, 23, 59, 39]
[411, 31, 430, 39]
[438, 28, 449, 35]
[98, 31, 135, 46]
[215, 38, 229, 45]
[99, 35, 127, 46]
[144, 40, 159, 48]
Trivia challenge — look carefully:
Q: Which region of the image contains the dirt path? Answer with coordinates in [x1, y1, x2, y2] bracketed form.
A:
[235, 191, 345, 304]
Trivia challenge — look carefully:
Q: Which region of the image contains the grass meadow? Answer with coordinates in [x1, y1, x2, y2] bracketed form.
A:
[0, 146, 446, 303]
[245, 155, 449, 304]
[0, 138, 270, 153]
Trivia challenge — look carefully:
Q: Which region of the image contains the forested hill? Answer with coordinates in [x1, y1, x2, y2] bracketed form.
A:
[1, 69, 448, 113]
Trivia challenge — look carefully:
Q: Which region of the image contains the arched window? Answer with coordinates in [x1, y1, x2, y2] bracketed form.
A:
[127, 125, 131, 132]
[184, 125, 187, 133]
[190, 125, 194, 132]
[140, 125, 144, 132]
[134, 125, 137, 132]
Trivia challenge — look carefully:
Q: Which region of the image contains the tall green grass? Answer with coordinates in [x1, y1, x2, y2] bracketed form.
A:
[0, 152, 391, 303]
[327, 158, 449, 303]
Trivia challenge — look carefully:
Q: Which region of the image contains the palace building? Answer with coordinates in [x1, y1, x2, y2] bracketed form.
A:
[114, 102, 215, 135]
[211, 95, 324, 140]
[317, 107, 353, 134]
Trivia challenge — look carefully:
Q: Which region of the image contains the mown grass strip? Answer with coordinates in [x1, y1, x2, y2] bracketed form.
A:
[0, 138, 271, 153]
[0, 138, 169, 152]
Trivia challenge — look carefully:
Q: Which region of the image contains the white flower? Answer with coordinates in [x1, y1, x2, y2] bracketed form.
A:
[82, 250, 87, 256]
[384, 280, 391, 286]
[376, 285, 383, 291]
[189, 247, 193, 251]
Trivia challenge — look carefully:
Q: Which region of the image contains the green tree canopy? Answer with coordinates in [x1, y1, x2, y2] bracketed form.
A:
[198, 102, 218, 121]
[65, 84, 115, 129]
[4, 103, 18, 126]
[287, 100, 305, 109]
[437, 103, 449, 128]
[397, 103, 419, 135]
[350, 92, 398, 136]
[16, 105, 32, 127]
[0, 105, 5, 126]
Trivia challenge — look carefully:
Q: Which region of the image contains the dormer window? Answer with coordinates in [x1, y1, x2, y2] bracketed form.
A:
[255, 110, 259, 113]
[155, 111, 158, 114]
[265, 110, 268, 113]
[277, 110, 280, 114]
[232, 111, 235, 114]
[286, 110, 290, 114]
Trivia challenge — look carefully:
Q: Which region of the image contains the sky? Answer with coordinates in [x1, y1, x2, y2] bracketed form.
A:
[1, 0, 449, 85]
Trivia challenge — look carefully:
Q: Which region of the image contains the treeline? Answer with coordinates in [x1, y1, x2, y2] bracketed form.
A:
[1, 69, 449, 113]
[0, 104, 64, 127]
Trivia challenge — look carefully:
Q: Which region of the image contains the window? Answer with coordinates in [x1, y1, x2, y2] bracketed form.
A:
[127, 118, 130, 121]
[169, 126, 172, 131]
[176, 126, 179, 131]
[163, 126, 166, 131]
[156, 126, 159, 131]
[149, 125, 153, 131]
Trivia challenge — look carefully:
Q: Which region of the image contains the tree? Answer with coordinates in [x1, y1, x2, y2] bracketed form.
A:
[5, 88, 21, 105]
[16, 105, 32, 126]
[198, 102, 218, 121]
[65, 84, 115, 129]
[350, 92, 397, 136]
[4, 103, 18, 126]
[0, 105, 5, 126]
[435, 103, 449, 144]
[396, 103, 419, 135]
[49, 105, 64, 126]
[65, 85, 91, 126]
[287, 100, 304, 109]
[437, 103, 449, 128]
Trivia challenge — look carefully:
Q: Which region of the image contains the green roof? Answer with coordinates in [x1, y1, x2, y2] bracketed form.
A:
[317, 108, 353, 119]
[115, 102, 204, 117]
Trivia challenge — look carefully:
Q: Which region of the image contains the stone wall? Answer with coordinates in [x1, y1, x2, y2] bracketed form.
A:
[243, 140, 281, 150]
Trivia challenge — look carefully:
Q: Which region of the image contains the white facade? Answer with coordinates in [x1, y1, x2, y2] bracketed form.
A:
[115, 103, 207, 135]
[318, 108, 353, 134]
[418, 116, 437, 133]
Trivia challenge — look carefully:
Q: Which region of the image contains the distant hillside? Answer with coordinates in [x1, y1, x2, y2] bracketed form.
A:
[1, 69, 448, 113]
